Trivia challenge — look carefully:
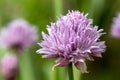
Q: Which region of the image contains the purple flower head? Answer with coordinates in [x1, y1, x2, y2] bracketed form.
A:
[111, 14, 120, 38]
[0, 54, 18, 80]
[37, 11, 106, 73]
[0, 19, 38, 53]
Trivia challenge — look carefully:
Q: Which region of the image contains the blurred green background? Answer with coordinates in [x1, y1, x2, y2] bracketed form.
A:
[0, 0, 120, 80]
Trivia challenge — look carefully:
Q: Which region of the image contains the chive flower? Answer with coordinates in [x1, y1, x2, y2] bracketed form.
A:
[37, 11, 106, 73]
[0, 19, 38, 53]
[0, 54, 18, 80]
[111, 14, 120, 38]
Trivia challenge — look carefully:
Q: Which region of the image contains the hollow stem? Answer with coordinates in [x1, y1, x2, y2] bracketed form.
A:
[68, 63, 74, 80]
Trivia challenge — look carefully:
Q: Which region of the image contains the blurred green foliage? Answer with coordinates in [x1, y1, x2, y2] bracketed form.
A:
[0, 0, 120, 80]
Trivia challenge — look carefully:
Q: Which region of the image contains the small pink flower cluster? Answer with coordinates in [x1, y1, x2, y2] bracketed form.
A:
[0, 54, 18, 80]
[0, 19, 38, 54]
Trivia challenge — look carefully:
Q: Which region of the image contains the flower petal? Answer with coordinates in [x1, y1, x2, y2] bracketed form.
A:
[74, 61, 88, 73]
[52, 57, 69, 71]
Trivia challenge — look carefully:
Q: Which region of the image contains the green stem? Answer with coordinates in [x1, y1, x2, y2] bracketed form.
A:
[54, 69, 60, 80]
[53, 0, 63, 19]
[18, 50, 35, 80]
[73, 65, 81, 80]
[68, 63, 74, 80]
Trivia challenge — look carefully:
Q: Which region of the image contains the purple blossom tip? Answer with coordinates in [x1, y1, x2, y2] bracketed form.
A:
[37, 11, 106, 73]
[111, 14, 120, 38]
[0, 19, 38, 53]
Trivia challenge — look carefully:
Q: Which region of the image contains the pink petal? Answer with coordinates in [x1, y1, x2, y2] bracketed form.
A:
[74, 61, 88, 73]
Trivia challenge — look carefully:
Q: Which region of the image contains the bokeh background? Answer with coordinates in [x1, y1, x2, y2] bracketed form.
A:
[0, 0, 120, 80]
